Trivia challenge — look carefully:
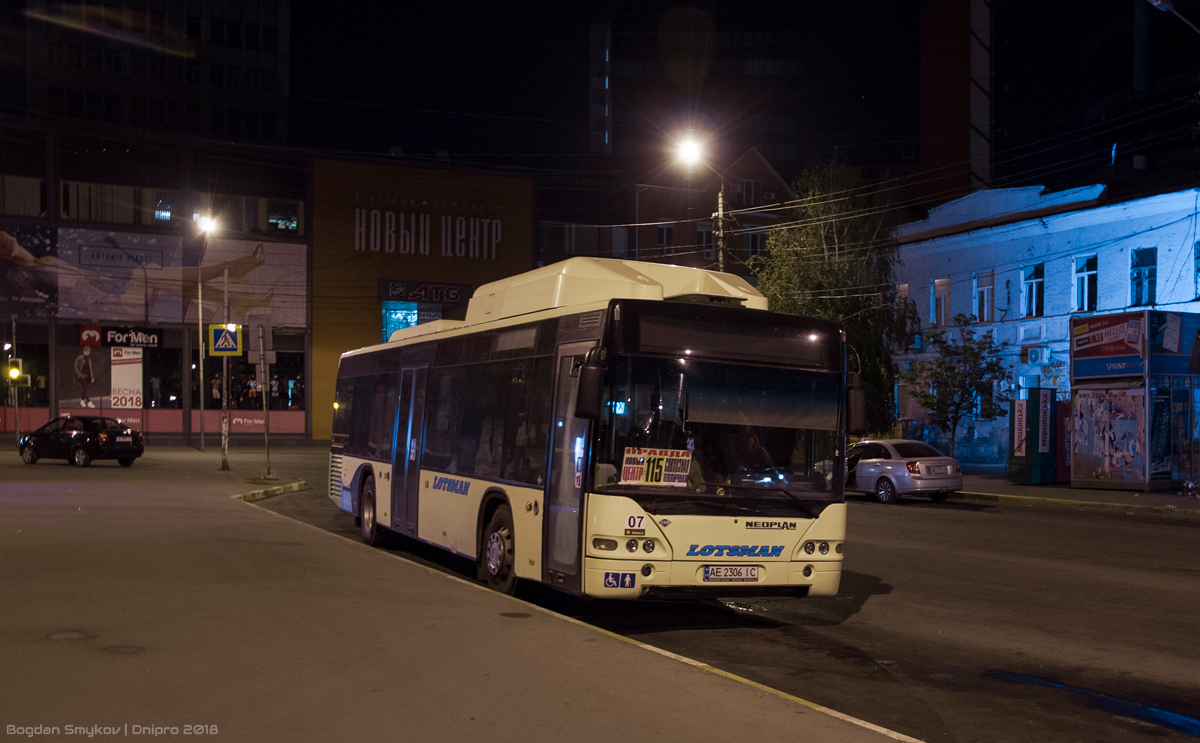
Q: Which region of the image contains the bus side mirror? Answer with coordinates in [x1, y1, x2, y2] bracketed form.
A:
[847, 373, 868, 437]
[575, 364, 604, 420]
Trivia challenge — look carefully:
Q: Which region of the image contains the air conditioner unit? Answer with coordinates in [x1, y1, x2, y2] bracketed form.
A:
[1026, 348, 1046, 364]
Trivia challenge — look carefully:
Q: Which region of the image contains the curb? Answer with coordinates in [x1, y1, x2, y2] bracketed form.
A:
[240, 497, 926, 743]
[953, 490, 1200, 518]
[233, 480, 308, 502]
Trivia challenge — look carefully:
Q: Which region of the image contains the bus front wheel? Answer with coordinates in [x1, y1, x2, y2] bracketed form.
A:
[482, 505, 517, 595]
[360, 476, 383, 547]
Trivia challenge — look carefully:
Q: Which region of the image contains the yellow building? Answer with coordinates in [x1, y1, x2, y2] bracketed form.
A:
[310, 157, 534, 440]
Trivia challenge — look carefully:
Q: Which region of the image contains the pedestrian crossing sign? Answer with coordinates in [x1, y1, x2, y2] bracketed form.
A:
[209, 324, 242, 356]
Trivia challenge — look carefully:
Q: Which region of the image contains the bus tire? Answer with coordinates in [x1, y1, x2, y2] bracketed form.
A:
[359, 475, 383, 547]
[482, 504, 517, 594]
[875, 477, 899, 504]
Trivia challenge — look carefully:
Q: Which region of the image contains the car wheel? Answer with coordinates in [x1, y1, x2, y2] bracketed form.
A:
[875, 477, 899, 504]
[118, 457, 136, 467]
[71, 446, 92, 467]
[482, 504, 517, 594]
[930, 491, 952, 503]
[21, 445, 37, 465]
[359, 475, 383, 547]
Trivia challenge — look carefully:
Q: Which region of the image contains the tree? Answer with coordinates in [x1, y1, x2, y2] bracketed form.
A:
[752, 164, 919, 434]
[898, 313, 1011, 457]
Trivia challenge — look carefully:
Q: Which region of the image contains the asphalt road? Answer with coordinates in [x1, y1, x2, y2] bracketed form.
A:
[259, 486, 1200, 743]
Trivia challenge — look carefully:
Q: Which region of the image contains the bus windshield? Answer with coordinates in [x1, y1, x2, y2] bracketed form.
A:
[592, 356, 843, 516]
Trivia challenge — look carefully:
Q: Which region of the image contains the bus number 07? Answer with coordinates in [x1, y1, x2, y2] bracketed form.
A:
[627, 515, 644, 529]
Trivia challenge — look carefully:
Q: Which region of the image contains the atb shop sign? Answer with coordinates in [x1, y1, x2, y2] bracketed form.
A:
[110, 347, 143, 409]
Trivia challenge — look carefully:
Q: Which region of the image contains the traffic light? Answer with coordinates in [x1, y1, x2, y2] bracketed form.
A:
[6, 358, 29, 386]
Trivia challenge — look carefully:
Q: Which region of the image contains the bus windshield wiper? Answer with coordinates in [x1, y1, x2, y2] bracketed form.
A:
[643, 498, 760, 514]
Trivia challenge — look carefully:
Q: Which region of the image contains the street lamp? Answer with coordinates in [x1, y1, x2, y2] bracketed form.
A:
[196, 217, 218, 456]
[675, 135, 729, 273]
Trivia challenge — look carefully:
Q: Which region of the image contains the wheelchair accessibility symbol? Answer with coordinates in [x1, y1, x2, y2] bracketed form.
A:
[604, 572, 636, 589]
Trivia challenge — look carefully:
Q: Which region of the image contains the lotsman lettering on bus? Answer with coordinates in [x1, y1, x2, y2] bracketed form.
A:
[686, 545, 786, 558]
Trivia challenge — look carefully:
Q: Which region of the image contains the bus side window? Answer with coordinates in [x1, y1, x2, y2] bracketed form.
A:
[332, 377, 354, 442]
[347, 376, 375, 457]
[366, 373, 399, 461]
[423, 370, 458, 471]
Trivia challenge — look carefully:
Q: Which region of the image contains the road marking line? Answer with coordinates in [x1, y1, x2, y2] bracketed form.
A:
[240, 497, 925, 742]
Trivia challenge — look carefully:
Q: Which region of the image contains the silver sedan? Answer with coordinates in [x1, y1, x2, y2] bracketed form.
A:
[846, 439, 962, 504]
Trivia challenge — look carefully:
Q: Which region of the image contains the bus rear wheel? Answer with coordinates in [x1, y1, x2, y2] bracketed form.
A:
[359, 476, 383, 547]
[482, 505, 517, 595]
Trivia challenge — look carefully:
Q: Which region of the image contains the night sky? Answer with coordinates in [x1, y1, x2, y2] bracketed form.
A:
[288, 1, 921, 175]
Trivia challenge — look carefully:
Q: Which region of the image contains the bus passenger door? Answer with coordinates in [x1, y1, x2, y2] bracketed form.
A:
[391, 366, 427, 537]
[543, 341, 595, 594]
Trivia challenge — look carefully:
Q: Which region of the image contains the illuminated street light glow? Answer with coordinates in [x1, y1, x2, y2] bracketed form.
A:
[8, 366, 19, 380]
[197, 216, 218, 234]
[678, 138, 702, 168]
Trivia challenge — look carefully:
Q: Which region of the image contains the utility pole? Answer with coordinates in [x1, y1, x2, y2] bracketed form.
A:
[257, 323, 273, 479]
[10, 316, 18, 443]
[197, 272, 204, 451]
[220, 267, 229, 471]
[714, 182, 727, 273]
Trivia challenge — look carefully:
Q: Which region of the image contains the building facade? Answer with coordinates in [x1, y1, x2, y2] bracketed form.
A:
[893, 185, 1200, 470]
[23, 0, 289, 143]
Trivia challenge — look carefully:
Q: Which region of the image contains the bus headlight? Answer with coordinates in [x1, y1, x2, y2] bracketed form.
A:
[593, 538, 617, 551]
[626, 539, 639, 553]
[819, 542, 829, 555]
[642, 539, 655, 553]
[803, 542, 815, 554]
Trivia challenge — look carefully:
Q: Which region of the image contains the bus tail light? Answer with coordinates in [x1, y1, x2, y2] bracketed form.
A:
[593, 538, 617, 551]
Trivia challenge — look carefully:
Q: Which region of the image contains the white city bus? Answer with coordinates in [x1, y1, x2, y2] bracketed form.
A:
[329, 257, 864, 599]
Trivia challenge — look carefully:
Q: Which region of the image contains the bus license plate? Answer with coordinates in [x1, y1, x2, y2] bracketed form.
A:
[928, 465, 948, 475]
[703, 566, 758, 582]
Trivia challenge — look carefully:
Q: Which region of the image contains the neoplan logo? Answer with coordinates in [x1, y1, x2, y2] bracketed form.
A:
[745, 521, 797, 530]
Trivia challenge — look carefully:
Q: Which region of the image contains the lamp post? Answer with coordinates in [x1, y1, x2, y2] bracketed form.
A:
[196, 217, 218, 453]
[676, 135, 729, 273]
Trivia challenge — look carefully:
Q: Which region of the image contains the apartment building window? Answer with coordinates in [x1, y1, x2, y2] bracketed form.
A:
[931, 277, 949, 327]
[226, 21, 243, 48]
[741, 179, 760, 205]
[1023, 263, 1044, 318]
[1130, 247, 1156, 306]
[262, 25, 278, 53]
[185, 62, 200, 85]
[245, 24, 261, 51]
[656, 219, 674, 255]
[698, 221, 714, 260]
[104, 46, 121, 75]
[973, 270, 994, 322]
[210, 19, 225, 46]
[747, 231, 766, 258]
[1074, 255, 1097, 312]
[187, 16, 201, 41]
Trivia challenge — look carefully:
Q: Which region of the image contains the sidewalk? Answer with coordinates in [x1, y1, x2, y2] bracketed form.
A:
[0, 445, 918, 743]
[956, 464, 1200, 516]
